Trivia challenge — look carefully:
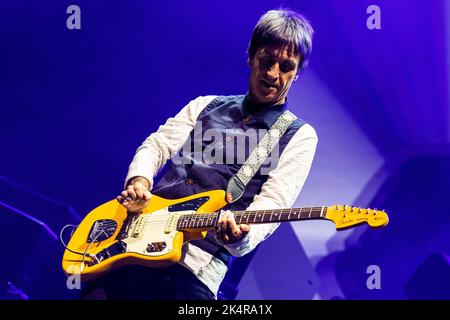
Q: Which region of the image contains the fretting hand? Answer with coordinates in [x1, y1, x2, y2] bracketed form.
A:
[215, 211, 250, 244]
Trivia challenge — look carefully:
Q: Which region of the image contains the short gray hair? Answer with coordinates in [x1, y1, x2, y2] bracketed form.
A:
[247, 9, 314, 72]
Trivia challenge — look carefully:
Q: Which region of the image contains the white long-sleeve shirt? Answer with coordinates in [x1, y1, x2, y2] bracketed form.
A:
[125, 95, 318, 297]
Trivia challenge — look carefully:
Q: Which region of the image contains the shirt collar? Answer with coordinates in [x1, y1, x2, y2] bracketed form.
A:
[240, 93, 288, 125]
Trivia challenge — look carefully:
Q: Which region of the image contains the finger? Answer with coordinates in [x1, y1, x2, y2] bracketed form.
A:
[218, 212, 228, 230]
[134, 188, 144, 200]
[143, 191, 152, 201]
[239, 224, 250, 233]
[222, 213, 241, 242]
[134, 185, 145, 200]
[127, 185, 137, 200]
[226, 212, 240, 235]
[216, 212, 228, 242]
[121, 190, 131, 202]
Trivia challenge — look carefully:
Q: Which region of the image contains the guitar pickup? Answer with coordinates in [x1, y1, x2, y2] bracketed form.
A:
[164, 215, 177, 234]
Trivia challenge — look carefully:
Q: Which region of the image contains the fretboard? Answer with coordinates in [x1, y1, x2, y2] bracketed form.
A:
[176, 207, 327, 230]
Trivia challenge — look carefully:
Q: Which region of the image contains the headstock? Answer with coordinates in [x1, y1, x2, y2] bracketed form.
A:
[325, 205, 389, 230]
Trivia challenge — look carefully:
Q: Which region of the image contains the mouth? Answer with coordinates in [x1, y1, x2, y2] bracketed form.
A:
[259, 79, 277, 91]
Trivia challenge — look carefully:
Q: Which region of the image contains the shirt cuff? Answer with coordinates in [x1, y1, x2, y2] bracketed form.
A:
[124, 172, 154, 190]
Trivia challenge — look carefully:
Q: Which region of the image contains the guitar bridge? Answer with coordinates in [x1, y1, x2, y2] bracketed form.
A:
[88, 241, 127, 266]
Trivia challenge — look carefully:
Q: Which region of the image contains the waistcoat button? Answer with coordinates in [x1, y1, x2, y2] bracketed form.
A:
[243, 115, 252, 124]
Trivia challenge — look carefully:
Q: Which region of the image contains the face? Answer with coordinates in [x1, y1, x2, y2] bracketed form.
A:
[248, 45, 301, 105]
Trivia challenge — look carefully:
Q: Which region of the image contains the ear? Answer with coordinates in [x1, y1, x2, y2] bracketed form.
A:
[247, 56, 253, 67]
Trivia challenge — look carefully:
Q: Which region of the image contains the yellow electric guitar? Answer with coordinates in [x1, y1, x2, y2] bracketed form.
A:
[62, 189, 389, 280]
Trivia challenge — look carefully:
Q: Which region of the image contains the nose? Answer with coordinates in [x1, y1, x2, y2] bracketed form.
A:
[266, 63, 279, 81]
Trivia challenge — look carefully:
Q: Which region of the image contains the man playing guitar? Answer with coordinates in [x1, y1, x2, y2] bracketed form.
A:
[82, 9, 317, 300]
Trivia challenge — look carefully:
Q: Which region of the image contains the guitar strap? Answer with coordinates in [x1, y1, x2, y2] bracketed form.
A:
[225, 110, 298, 203]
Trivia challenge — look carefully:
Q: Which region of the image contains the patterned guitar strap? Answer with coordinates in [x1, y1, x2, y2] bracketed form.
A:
[226, 110, 297, 203]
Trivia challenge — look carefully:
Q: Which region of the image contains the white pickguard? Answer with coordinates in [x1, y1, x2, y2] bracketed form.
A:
[121, 209, 192, 257]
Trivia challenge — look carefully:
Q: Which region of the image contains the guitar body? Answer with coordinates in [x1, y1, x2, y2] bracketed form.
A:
[62, 190, 227, 281]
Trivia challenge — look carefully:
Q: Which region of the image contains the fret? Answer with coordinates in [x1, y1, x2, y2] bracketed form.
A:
[207, 214, 212, 227]
[269, 209, 274, 222]
[239, 212, 247, 224]
[272, 209, 280, 221]
[287, 208, 292, 221]
[195, 215, 200, 228]
[260, 210, 266, 223]
[209, 213, 216, 227]
[280, 209, 289, 221]
[305, 207, 310, 219]
[240, 212, 245, 224]
[305, 208, 310, 219]
[315, 208, 321, 219]
[187, 216, 191, 228]
[320, 206, 325, 218]
[308, 207, 312, 219]
[194, 215, 198, 228]
[247, 211, 252, 222]
[291, 209, 298, 220]
[284, 209, 290, 221]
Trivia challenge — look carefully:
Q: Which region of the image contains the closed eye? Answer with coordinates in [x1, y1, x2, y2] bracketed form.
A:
[280, 61, 295, 73]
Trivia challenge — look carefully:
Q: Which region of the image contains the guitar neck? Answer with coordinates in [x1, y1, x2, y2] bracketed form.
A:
[176, 206, 327, 231]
